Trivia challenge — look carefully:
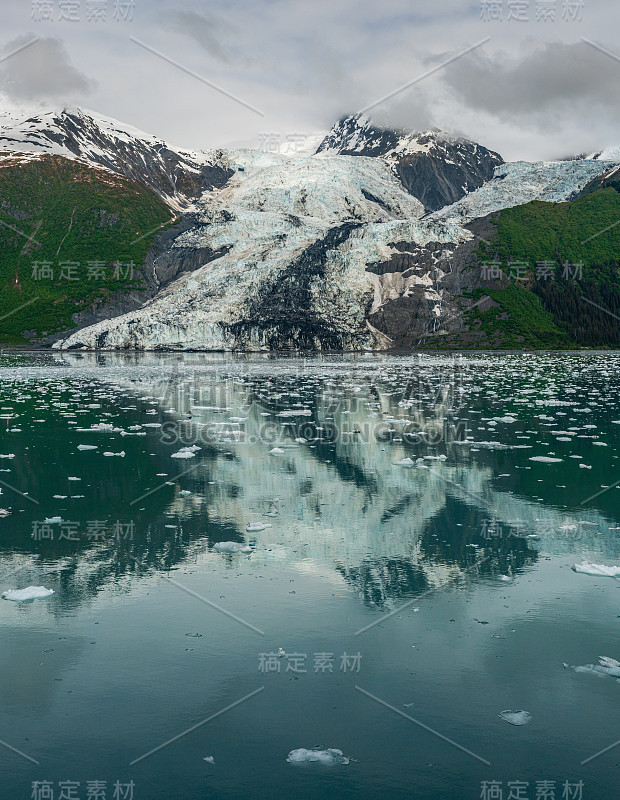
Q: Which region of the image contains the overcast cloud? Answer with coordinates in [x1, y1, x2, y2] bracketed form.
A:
[0, 0, 619, 160]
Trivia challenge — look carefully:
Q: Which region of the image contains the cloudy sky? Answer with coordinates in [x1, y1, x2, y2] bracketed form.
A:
[1, 0, 619, 160]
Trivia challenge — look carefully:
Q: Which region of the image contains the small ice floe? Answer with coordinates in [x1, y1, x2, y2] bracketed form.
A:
[246, 522, 272, 533]
[0, 454, 15, 459]
[572, 561, 620, 578]
[0, 508, 11, 517]
[203, 756, 215, 764]
[529, 456, 562, 463]
[213, 542, 253, 554]
[269, 447, 285, 455]
[179, 490, 192, 496]
[44, 516, 62, 524]
[53, 495, 67, 499]
[77, 445, 98, 451]
[564, 656, 620, 679]
[171, 449, 195, 459]
[67, 476, 81, 481]
[579, 464, 592, 469]
[497, 574, 512, 582]
[103, 451, 125, 457]
[286, 748, 349, 765]
[393, 457, 415, 467]
[278, 647, 286, 657]
[499, 710, 532, 726]
[3, 586, 54, 602]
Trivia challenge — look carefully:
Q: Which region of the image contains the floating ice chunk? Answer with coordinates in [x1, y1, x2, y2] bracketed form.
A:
[529, 456, 562, 463]
[578, 464, 592, 469]
[3, 586, 54, 601]
[77, 445, 98, 451]
[499, 710, 531, 726]
[103, 451, 125, 457]
[393, 457, 415, 467]
[269, 447, 285, 455]
[246, 522, 272, 533]
[213, 542, 253, 553]
[203, 756, 215, 764]
[286, 748, 349, 765]
[44, 516, 62, 524]
[0, 508, 11, 517]
[0, 454, 15, 459]
[564, 656, 620, 678]
[179, 490, 192, 496]
[171, 449, 195, 459]
[67, 477, 81, 481]
[572, 561, 620, 577]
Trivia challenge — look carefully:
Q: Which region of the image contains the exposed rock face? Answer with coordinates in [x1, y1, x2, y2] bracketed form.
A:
[316, 114, 504, 211]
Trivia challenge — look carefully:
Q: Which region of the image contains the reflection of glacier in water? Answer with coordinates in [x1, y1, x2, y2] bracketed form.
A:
[36, 352, 618, 607]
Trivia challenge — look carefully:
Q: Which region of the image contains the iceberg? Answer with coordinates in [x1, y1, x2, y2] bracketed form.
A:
[498, 710, 532, 726]
[286, 748, 350, 765]
[3, 586, 54, 602]
[213, 542, 253, 553]
[529, 456, 563, 463]
[246, 522, 272, 533]
[572, 562, 620, 577]
[77, 445, 98, 450]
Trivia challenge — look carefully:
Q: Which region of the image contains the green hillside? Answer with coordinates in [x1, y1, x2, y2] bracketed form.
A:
[0, 154, 171, 344]
[472, 183, 620, 347]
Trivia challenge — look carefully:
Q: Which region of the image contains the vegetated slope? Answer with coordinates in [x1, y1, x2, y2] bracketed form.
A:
[0, 154, 171, 344]
[428, 184, 620, 350]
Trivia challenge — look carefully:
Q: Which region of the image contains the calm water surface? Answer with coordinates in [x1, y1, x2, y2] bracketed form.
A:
[0, 351, 618, 799]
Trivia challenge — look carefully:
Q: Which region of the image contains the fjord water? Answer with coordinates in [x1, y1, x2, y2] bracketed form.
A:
[0, 351, 618, 800]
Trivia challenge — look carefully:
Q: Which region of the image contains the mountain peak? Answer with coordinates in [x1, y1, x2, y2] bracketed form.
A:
[316, 113, 469, 159]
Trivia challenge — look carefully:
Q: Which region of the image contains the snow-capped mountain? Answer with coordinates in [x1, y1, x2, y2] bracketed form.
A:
[1, 105, 619, 352]
[316, 114, 504, 212]
[0, 107, 232, 211]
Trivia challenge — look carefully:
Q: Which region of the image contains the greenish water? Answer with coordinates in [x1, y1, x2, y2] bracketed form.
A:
[0, 351, 618, 800]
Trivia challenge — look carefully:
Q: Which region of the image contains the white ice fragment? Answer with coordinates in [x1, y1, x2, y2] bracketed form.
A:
[499, 710, 531, 726]
[171, 449, 196, 459]
[246, 522, 272, 532]
[203, 756, 215, 764]
[44, 516, 62, 524]
[286, 748, 350, 765]
[529, 456, 563, 463]
[103, 451, 125, 457]
[564, 656, 620, 678]
[393, 457, 415, 467]
[213, 541, 253, 553]
[77, 445, 98, 451]
[572, 561, 620, 577]
[3, 586, 54, 601]
[269, 447, 285, 455]
[0, 454, 15, 459]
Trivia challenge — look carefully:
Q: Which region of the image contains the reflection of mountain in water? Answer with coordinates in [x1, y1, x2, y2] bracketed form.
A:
[1, 351, 614, 612]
